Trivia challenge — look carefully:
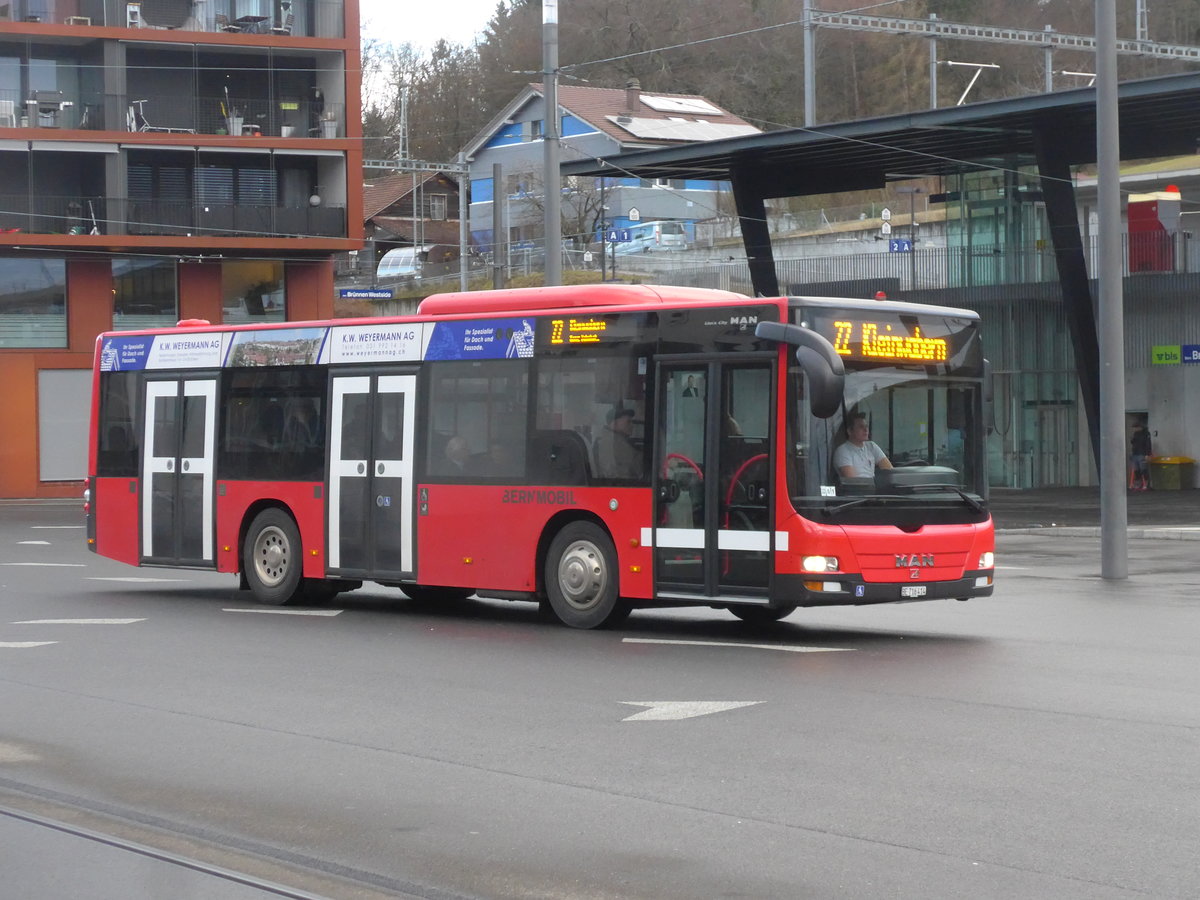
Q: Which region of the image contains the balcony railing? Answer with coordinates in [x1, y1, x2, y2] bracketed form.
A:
[2, 0, 344, 37]
[0, 90, 344, 138]
[0, 194, 346, 238]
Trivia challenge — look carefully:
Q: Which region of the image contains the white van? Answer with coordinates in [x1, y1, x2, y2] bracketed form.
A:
[614, 221, 689, 255]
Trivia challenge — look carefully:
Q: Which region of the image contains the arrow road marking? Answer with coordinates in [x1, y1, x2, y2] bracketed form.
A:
[624, 638, 852, 653]
[620, 701, 764, 722]
[0, 642, 58, 649]
[223, 608, 344, 616]
[13, 619, 145, 625]
[17, 541, 50, 546]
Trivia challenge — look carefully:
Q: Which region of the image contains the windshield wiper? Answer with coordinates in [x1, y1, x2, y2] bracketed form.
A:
[906, 482, 985, 512]
[823, 494, 901, 514]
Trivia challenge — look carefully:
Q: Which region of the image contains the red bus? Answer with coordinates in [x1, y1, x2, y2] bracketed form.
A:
[85, 283, 994, 628]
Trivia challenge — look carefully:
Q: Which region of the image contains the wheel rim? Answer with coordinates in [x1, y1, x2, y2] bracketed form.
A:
[556, 539, 608, 612]
[253, 525, 291, 588]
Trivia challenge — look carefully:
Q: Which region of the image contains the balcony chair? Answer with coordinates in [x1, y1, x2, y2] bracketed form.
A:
[0, 100, 15, 128]
[128, 99, 195, 134]
[270, 12, 292, 34]
[214, 13, 241, 32]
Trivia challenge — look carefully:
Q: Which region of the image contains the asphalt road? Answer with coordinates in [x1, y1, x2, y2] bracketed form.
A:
[1, 500, 1198, 899]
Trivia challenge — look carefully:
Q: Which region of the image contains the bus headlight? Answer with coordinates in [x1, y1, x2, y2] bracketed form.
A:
[801, 555, 838, 573]
[978, 551, 994, 569]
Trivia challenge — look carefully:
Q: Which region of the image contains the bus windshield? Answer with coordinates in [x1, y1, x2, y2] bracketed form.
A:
[786, 366, 987, 524]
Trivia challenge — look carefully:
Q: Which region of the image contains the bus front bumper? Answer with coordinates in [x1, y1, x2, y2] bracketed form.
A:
[776, 571, 994, 607]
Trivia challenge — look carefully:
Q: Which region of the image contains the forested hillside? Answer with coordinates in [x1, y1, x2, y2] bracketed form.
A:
[362, 0, 1200, 164]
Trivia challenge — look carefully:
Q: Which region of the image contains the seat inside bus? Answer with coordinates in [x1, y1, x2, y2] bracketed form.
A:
[528, 430, 591, 485]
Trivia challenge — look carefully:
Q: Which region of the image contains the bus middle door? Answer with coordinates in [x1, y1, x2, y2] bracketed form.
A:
[141, 377, 217, 566]
[328, 372, 417, 580]
[653, 361, 774, 599]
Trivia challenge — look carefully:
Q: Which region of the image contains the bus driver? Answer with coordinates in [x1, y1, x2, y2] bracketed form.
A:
[834, 412, 893, 478]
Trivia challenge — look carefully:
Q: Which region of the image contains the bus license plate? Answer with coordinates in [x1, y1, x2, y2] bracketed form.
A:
[901, 585, 927, 598]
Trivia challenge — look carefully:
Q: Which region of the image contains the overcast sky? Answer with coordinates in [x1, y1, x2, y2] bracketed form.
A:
[358, 0, 500, 49]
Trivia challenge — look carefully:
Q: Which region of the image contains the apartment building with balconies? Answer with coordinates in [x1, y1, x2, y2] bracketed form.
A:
[0, 0, 361, 498]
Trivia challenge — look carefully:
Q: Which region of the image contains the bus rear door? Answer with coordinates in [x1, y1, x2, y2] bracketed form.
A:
[328, 372, 417, 579]
[653, 361, 775, 601]
[141, 377, 217, 566]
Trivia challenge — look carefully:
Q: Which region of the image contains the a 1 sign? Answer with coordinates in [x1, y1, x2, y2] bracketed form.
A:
[606, 228, 631, 242]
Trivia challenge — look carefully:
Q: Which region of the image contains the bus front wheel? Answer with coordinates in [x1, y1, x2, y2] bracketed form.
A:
[545, 522, 626, 629]
[729, 605, 796, 625]
[243, 509, 303, 605]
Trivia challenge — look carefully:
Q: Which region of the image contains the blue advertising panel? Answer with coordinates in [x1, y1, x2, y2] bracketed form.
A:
[1182, 344, 1200, 363]
[423, 318, 537, 360]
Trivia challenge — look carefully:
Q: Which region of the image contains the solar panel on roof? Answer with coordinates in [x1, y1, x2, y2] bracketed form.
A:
[639, 95, 724, 116]
[606, 116, 760, 142]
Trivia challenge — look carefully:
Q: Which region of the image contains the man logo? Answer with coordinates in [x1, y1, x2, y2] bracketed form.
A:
[895, 554, 934, 568]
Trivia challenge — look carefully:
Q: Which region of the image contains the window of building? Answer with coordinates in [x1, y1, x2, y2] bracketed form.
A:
[111, 258, 178, 331]
[222, 260, 285, 324]
[0, 257, 66, 348]
[428, 194, 447, 220]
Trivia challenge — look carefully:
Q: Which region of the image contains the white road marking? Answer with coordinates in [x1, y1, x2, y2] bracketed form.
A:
[223, 608, 344, 616]
[13, 619, 145, 625]
[620, 701, 764, 721]
[31, 525, 84, 529]
[0, 642, 58, 649]
[87, 576, 192, 583]
[1, 562, 85, 567]
[17, 541, 51, 546]
[0, 741, 39, 763]
[623, 637, 852, 653]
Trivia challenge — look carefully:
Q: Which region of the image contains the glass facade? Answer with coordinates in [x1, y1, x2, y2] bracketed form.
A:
[112, 258, 178, 331]
[0, 257, 66, 347]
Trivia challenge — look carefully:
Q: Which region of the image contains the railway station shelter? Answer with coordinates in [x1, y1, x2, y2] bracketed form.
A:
[563, 71, 1200, 488]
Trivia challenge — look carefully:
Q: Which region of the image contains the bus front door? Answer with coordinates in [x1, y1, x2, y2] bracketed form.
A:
[653, 361, 774, 600]
[328, 373, 417, 579]
[141, 378, 216, 566]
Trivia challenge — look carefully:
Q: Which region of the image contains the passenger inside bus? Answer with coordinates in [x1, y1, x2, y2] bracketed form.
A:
[594, 406, 642, 479]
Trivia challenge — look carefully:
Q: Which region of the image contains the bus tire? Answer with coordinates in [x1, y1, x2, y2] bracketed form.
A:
[243, 508, 303, 606]
[545, 522, 622, 629]
[729, 605, 797, 625]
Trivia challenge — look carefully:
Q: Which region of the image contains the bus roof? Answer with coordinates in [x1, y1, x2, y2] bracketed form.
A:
[787, 294, 981, 322]
[418, 283, 748, 317]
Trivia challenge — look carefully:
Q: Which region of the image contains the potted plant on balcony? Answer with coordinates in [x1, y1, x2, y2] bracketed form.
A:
[222, 86, 243, 136]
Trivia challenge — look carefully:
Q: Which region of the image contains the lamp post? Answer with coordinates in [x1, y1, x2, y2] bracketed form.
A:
[542, 0, 562, 285]
[896, 186, 923, 290]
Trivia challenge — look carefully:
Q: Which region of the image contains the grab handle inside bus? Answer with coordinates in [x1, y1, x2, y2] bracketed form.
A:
[754, 321, 844, 419]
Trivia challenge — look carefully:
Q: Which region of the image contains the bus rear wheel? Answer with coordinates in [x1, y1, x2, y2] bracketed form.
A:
[243, 509, 303, 606]
[545, 522, 625, 629]
[729, 605, 797, 625]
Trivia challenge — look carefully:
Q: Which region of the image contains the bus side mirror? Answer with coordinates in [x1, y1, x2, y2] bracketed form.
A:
[755, 321, 845, 419]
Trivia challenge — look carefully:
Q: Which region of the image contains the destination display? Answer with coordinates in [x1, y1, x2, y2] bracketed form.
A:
[802, 308, 982, 372]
